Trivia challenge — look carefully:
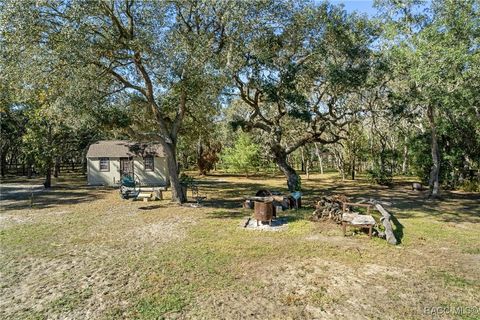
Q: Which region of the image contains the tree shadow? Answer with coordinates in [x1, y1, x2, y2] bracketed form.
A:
[194, 173, 480, 245]
[138, 205, 165, 210]
[301, 175, 480, 224]
[281, 211, 307, 223]
[201, 198, 246, 209]
[1, 176, 110, 211]
[205, 210, 250, 219]
[193, 179, 285, 210]
[390, 214, 404, 244]
[1, 186, 111, 211]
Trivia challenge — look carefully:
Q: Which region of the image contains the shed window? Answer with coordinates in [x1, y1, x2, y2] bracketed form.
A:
[144, 155, 154, 171]
[99, 158, 110, 172]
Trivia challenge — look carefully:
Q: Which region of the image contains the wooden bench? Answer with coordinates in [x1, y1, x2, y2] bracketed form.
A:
[137, 192, 153, 202]
[154, 186, 167, 200]
[138, 186, 168, 201]
[341, 202, 376, 239]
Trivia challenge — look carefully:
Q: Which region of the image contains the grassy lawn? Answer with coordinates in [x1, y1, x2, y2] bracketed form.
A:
[1, 173, 479, 319]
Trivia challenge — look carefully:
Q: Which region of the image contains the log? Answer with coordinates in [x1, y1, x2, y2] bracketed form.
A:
[372, 202, 398, 245]
[311, 194, 350, 223]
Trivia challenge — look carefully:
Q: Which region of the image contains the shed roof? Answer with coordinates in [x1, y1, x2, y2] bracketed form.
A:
[86, 140, 165, 158]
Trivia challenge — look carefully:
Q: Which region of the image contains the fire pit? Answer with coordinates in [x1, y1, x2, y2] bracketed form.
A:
[244, 189, 291, 212]
[253, 197, 274, 225]
[255, 189, 272, 197]
[243, 216, 288, 231]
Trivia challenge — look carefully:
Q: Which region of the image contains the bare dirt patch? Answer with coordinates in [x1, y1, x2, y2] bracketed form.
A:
[0, 183, 204, 319]
[127, 216, 197, 244]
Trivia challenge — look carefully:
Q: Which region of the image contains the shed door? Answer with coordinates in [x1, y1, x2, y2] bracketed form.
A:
[120, 157, 134, 177]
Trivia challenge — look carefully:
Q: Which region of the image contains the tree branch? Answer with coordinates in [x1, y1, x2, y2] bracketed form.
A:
[94, 61, 147, 97]
[285, 131, 343, 155]
[172, 90, 187, 139]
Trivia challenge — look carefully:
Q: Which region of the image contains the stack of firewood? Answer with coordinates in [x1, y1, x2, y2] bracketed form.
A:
[311, 194, 350, 223]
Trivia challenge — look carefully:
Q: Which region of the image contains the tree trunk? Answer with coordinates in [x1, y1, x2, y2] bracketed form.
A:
[0, 148, 6, 177]
[82, 147, 88, 175]
[273, 147, 299, 192]
[315, 143, 324, 174]
[163, 141, 186, 203]
[402, 138, 408, 175]
[427, 105, 440, 197]
[350, 138, 356, 180]
[300, 147, 305, 173]
[196, 137, 204, 175]
[351, 157, 355, 180]
[380, 141, 386, 174]
[44, 162, 52, 188]
[27, 160, 33, 178]
[333, 149, 345, 180]
[306, 159, 310, 180]
[54, 157, 60, 178]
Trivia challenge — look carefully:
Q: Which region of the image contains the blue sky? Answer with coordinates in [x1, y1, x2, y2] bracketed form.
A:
[329, 0, 377, 16]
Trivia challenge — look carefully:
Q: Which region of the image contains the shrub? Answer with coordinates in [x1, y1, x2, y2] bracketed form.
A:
[221, 132, 260, 177]
[179, 173, 194, 186]
[461, 180, 480, 192]
[366, 168, 393, 186]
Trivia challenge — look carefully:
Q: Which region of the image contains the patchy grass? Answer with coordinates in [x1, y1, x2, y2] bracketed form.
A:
[1, 172, 479, 319]
[431, 271, 477, 288]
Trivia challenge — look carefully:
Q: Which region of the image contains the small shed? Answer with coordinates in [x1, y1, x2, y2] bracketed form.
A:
[86, 140, 168, 187]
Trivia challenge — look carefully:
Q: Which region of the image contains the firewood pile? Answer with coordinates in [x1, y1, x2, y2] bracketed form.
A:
[311, 194, 350, 223]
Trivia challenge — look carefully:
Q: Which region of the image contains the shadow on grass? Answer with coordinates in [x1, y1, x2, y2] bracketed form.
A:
[148, 174, 480, 226]
[204, 206, 308, 225]
[201, 199, 244, 210]
[302, 177, 480, 224]
[201, 172, 286, 180]
[0, 174, 115, 211]
[1, 185, 110, 211]
[282, 213, 306, 224]
[390, 214, 404, 244]
[278, 208, 311, 223]
[138, 205, 164, 210]
[195, 179, 281, 210]
[205, 210, 249, 219]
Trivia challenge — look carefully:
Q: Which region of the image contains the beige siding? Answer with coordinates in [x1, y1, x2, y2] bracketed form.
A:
[87, 157, 121, 186]
[133, 157, 167, 186]
[87, 156, 168, 186]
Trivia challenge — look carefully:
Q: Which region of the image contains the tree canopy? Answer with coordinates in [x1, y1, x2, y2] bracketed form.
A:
[1, 0, 479, 196]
